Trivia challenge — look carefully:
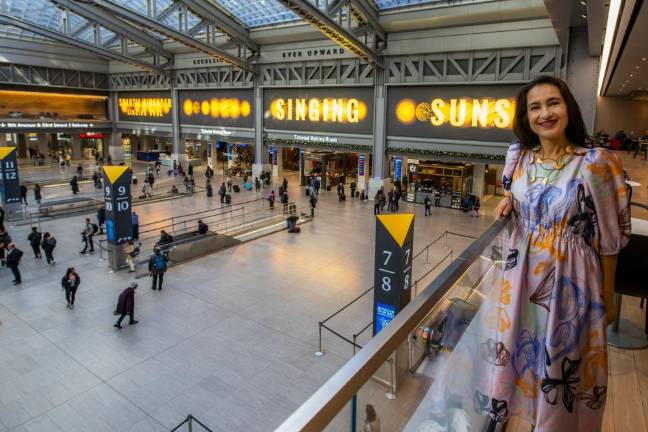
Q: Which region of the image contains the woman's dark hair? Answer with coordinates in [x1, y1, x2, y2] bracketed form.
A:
[65, 267, 74, 276]
[366, 404, 376, 422]
[513, 75, 591, 148]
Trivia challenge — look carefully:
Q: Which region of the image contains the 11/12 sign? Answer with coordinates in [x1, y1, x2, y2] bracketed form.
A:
[102, 166, 132, 245]
[0, 147, 20, 205]
[373, 214, 415, 335]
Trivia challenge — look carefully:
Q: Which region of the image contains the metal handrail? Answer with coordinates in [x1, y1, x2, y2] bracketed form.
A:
[170, 414, 214, 432]
[276, 216, 511, 431]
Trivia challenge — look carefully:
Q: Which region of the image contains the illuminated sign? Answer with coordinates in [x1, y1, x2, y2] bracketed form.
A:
[293, 134, 338, 144]
[117, 91, 172, 123]
[387, 86, 519, 142]
[200, 128, 233, 136]
[264, 87, 374, 135]
[0, 121, 100, 130]
[179, 89, 254, 129]
[79, 132, 104, 139]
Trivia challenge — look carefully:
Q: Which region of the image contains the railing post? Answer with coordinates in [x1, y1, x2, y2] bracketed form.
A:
[315, 322, 324, 356]
[426, 245, 429, 264]
[187, 414, 193, 432]
[444, 231, 448, 248]
[385, 356, 396, 400]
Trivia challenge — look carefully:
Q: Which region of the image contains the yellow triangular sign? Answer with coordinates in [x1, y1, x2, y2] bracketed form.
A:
[377, 213, 415, 247]
[0, 146, 16, 160]
[103, 166, 129, 184]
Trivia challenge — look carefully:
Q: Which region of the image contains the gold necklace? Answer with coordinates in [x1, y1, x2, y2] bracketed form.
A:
[528, 144, 574, 185]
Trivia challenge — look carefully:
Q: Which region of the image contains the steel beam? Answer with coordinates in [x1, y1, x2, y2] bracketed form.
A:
[52, 0, 172, 59]
[350, 0, 384, 41]
[0, 14, 167, 74]
[275, 0, 382, 67]
[83, 0, 254, 73]
[180, 0, 258, 52]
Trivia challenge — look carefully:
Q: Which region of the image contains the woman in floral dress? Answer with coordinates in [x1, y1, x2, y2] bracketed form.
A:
[484, 76, 632, 431]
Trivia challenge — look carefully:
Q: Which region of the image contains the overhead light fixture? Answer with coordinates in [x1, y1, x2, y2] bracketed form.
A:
[643, 57, 646, 61]
[580, 0, 587, 4]
[598, 0, 623, 95]
[582, 13, 588, 18]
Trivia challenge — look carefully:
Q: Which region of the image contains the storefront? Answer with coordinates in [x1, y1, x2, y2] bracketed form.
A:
[179, 88, 255, 175]
[263, 86, 374, 189]
[385, 84, 517, 206]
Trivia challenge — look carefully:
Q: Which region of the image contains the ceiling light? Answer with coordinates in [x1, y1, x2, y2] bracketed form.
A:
[643, 58, 647, 61]
[582, 13, 587, 18]
[598, 0, 622, 95]
[581, 0, 587, 4]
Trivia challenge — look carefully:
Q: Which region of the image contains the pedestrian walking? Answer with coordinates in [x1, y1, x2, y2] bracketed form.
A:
[114, 282, 139, 329]
[0, 227, 11, 266]
[226, 175, 232, 192]
[131, 211, 139, 240]
[206, 179, 213, 198]
[41, 232, 57, 265]
[148, 248, 168, 290]
[70, 176, 79, 195]
[96, 206, 106, 234]
[33, 184, 42, 206]
[61, 267, 80, 309]
[27, 226, 42, 258]
[80, 218, 97, 254]
[268, 190, 275, 209]
[350, 181, 357, 198]
[337, 182, 345, 203]
[309, 193, 317, 218]
[255, 177, 261, 193]
[124, 240, 138, 272]
[424, 195, 432, 216]
[188, 164, 193, 177]
[76, 164, 83, 179]
[373, 190, 382, 215]
[6, 243, 23, 285]
[472, 195, 480, 217]
[219, 183, 227, 203]
[19, 184, 28, 205]
[434, 189, 441, 207]
[363, 404, 380, 432]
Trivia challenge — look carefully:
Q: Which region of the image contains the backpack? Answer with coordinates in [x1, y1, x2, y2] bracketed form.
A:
[91, 223, 99, 234]
[154, 254, 167, 271]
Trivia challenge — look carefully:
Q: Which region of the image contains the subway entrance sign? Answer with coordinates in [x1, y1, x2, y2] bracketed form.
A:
[373, 214, 415, 335]
[103, 166, 132, 245]
[0, 146, 20, 207]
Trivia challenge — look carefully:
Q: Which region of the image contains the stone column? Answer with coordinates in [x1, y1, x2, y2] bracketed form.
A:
[472, 163, 486, 198]
[368, 69, 390, 200]
[16, 134, 27, 158]
[357, 154, 367, 191]
[71, 134, 82, 160]
[252, 82, 264, 179]
[106, 131, 124, 163]
[171, 87, 186, 165]
[36, 134, 49, 156]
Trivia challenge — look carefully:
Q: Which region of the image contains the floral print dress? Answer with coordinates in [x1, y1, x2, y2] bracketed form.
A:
[471, 143, 631, 431]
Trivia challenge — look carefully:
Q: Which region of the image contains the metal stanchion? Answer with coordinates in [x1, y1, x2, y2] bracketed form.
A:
[315, 322, 324, 356]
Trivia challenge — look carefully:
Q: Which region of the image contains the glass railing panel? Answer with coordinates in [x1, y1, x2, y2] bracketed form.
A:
[277, 217, 513, 432]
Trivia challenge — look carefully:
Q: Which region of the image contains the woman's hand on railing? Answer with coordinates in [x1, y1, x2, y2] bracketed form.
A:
[494, 196, 512, 220]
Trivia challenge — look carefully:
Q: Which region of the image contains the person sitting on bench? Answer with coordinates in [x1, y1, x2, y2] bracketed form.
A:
[287, 215, 300, 233]
[197, 220, 208, 235]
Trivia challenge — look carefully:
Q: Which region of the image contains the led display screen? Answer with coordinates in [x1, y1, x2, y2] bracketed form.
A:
[117, 91, 172, 123]
[263, 87, 374, 135]
[386, 85, 519, 142]
[179, 89, 254, 129]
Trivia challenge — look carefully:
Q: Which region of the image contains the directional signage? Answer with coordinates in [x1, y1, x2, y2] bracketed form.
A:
[373, 214, 415, 335]
[102, 166, 132, 245]
[0, 147, 20, 205]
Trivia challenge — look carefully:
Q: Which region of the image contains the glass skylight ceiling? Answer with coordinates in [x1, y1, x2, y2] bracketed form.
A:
[374, 0, 441, 9]
[215, 0, 298, 27]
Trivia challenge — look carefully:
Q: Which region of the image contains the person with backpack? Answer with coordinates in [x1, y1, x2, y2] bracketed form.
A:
[131, 211, 139, 240]
[61, 267, 80, 309]
[27, 226, 42, 259]
[41, 232, 57, 265]
[114, 282, 139, 329]
[148, 248, 168, 291]
[424, 195, 432, 216]
[6, 243, 23, 285]
[80, 218, 97, 254]
[124, 240, 138, 272]
[96, 206, 106, 235]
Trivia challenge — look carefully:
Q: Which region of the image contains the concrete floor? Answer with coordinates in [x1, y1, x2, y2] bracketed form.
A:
[2, 149, 645, 432]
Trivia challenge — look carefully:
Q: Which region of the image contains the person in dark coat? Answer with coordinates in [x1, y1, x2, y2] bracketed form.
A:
[70, 176, 79, 194]
[19, 184, 28, 205]
[96, 206, 106, 234]
[6, 243, 23, 285]
[131, 211, 139, 240]
[41, 232, 57, 265]
[0, 228, 11, 266]
[219, 183, 227, 203]
[61, 267, 80, 309]
[188, 164, 193, 177]
[27, 226, 42, 258]
[33, 184, 42, 206]
[114, 282, 138, 328]
[148, 248, 168, 290]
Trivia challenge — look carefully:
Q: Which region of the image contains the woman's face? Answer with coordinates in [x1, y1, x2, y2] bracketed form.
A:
[526, 83, 569, 142]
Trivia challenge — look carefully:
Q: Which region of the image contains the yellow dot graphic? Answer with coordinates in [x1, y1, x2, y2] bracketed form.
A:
[201, 100, 210, 116]
[240, 100, 251, 117]
[396, 99, 416, 125]
[192, 101, 200, 115]
[210, 98, 220, 118]
[415, 102, 432, 122]
[229, 98, 241, 119]
[183, 99, 193, 116]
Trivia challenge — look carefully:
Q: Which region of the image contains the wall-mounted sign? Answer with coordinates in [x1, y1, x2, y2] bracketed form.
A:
[292, 134, 338, 144]
[199, 128, 233, 136]
[103, 166, 132, 245]
[179, 89, 254, 129]
[264, 87, 374, 135]
[387, 85, 518, 142]
[0, 121, 103, 131]
[279, 46, 346, 60]
[117, 91, 172, 123]
[79, 132, 104, 139]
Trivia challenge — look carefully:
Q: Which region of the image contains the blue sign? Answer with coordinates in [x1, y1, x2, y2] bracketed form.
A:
[106, 219, 115, 242]
[375, 302, 396, 334]
[227, 143, 233, 162]
[394, 158, 402, 180]
[271, 146, 278, 165]
[358, 155, 365, 176]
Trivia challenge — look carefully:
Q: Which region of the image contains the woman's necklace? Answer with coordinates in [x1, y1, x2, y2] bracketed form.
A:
[527, 144, 574, 185]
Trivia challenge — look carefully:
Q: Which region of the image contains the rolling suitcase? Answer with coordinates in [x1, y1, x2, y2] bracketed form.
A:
[225, 194, 232, 204]
[233, 185, 240, 193]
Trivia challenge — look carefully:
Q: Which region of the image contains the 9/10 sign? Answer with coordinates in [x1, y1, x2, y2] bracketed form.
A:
[373, 214, 415, 335]
[102, 166, 132, 245]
